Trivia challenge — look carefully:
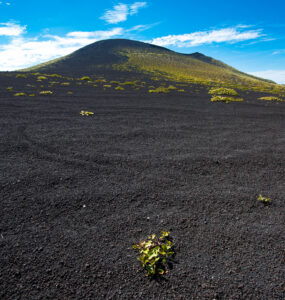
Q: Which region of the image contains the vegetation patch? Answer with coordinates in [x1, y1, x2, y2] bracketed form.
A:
[209, 87, 239, 96]
[39, 91, 53, 95]
[211, 96, 243, 102]
[258, 96, 283, 102]
[6, 87, 13, 91]
[80, 110, 94, 116]
[257, 194, 271, 206]
[133, 231, 175, 277]
[37, 76, 48, 81]
[16, 74, 27, 78]
[14, 92, 27, 96]
[115, 86, 125, 91]
[80, 76, 91, 81]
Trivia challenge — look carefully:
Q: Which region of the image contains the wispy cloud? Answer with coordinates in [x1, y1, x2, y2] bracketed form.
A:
[273, 49, 285, 55]
[0, 22, 26, 36]
[100, 2, 147, 24]
[248, 70, 285, 84]
[0, 24, 124, 70]
[130, 2, 147, 15]
[150, 26, 265, 47]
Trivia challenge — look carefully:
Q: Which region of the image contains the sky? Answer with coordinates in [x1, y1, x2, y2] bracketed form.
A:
[0, 0, 285, 83]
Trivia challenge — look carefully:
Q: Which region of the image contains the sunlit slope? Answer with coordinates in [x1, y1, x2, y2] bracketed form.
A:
[22, 39, 275, 88]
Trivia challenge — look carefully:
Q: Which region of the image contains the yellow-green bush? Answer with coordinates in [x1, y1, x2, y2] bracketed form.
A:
[258, 96, 283, 101]
[211, 96, 243, 102]
[6, 86, 13, 91]
[61, 82, 70, 86]
[39, 90, 53, 95]
[115, 86, 125, 91]
[209, 87, 239, 96]
[14, 93, 27, 96]
[16, 74, 27, 78]
[149, 86, 170, 93]
[80, 76, 91, 81]
[37, 76, 48, 81]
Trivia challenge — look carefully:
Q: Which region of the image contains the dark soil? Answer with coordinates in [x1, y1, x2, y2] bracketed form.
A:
[0, 73, 284, 299]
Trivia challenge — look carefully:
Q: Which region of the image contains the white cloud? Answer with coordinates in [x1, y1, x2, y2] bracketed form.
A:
[0, 26, 124, 70]
[0, 22, 26, 36]
[101, 2, 147, 24]
[150, 26, 264, 47]
[248, 70, 285, 84]
[130, 2, 147, 15]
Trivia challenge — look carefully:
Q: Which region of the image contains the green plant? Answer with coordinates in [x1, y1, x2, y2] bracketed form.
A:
[133, 231, 174, 277]
[14, 92, 27, 96]
[6, 86, 13, 91]
[80, 76, 91, 81]
[211, 96, 243, 102]
[258, 96, 283, 102]
[209, 87, 239, 96]
[37, 76, 48, 81]
[16, 74, 27, 78]
[149, 86, 170, 93]
[257, 194, 271, 205]
[39, 90, 53, 95]
[61, 82, 70, 86]
[80, 110, 94, 116]
[115, 86, 125, 91]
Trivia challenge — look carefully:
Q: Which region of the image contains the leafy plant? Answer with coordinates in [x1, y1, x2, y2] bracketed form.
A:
[14, 92, 27, 96]
[80, 110, 94, 116]
[37, 76, 48, 81]
[209, 87, 239, 96]
[133, 231, 174, 277]
[211, 96, 243, 102]
[39, 90, 53, 95]
[80, 76, 91, 81]
[257, 194, 271, 205]
[258, 96, 283, 102]
[16, 74, 27, 78]
[115, 86, 125, 91]
[6, 86, 13, 91]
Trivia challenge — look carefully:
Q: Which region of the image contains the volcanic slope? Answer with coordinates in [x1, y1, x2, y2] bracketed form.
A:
[22, 39, 274, 88]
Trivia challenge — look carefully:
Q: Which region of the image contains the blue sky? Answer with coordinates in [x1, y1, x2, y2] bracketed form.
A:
[0, 0, 285, 83]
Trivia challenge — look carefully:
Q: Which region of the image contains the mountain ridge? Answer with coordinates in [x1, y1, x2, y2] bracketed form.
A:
[20, 38, 275, 86]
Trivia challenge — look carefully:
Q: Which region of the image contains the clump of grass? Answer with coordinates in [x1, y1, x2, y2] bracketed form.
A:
[80, 110, 94, 116]
[37, 76, 48, 81]
[211, 96, 243, 102]
[178, 89, 185, 92]
[6, 86, 13, 91]
[39, 90, 53, 95]
[258, 96, 283, 102]
[167, 85, 177, 90]
[16, 74, 27, 78]
[209, 87, 239, 96]
[149, 86, 170, 93]
[133, 231, 175, 277]
[257, 194, 271, 206]
[94, 79, 106, 83]
[14, 92, 27, 96]
[29, 94, 35, 97]
[80, 76, 91, 81]
[67, 91, 73, 95]
[115, 86, 125, 91]
[61, 82, 70, 86]
[103, 84, 112, 88]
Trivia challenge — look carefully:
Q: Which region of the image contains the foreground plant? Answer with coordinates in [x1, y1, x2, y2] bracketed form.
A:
[80, 110, 94, 116]
[133, 231, 174, 277]
[257, 194, 271, 205]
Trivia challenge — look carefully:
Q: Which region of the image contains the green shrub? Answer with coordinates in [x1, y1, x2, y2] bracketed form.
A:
[209, 87, 239, 96]
[258, 96, 282, 101]
[211, 96, 243, 102]
[149, 86, 170, 93]
[103, 84, 112, 88]
[133, 231, 174, 277]
[115, 86, 125, 91]
[61, 82, 70, 86]
[14, 93, 27, 96]
[80, 76, 91, 81]
[16, 74, 27, 78]
[257, 194, 271, 205]
[37, 76, 48, 81]
[80, 110, 94, 116]
[39, 90, 53, 95]
[6, 86, 13, 91]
